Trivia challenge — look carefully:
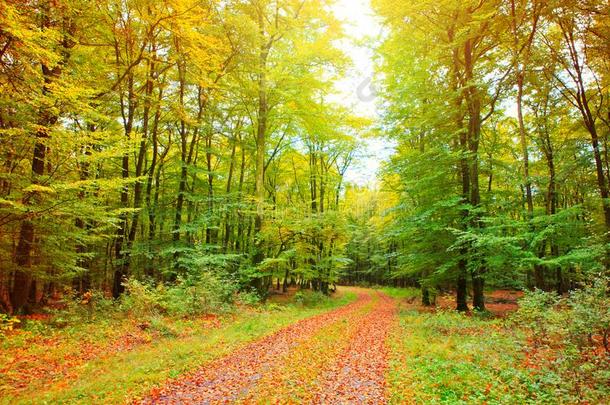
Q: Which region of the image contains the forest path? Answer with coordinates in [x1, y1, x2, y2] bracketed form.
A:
[140, 288, 399, 404]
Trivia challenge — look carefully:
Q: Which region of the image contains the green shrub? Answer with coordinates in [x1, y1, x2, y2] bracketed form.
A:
[294, 290, 329, 307]
[567, 277, 610, 351]
[148, 316, 177, 338]
[163, 274, 236, 316]
[41, 289, 119, 330]
[380, 287, 420, 301]
[511, 289, 561, 346]
[354, 280, 371, 288]
[265, 303, 285, 311]
[121, 279, 165, 318]
[3, 276, 237, 335]
[22, 319, 49, 334]
[237, 289, 262, 306]
[123, 275, 237, 318]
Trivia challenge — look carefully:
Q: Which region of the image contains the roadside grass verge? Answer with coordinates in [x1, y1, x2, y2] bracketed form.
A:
[388, 308, 554, 404]
[0, 289, 356, 404]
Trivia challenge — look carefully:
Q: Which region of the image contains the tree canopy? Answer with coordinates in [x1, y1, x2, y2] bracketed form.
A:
[1, 0, 609, 314]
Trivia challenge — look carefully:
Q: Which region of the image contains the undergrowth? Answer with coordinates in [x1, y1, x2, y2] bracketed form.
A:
[388, 278, 610, 404]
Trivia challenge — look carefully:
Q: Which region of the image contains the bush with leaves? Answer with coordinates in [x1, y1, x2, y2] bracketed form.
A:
[567, 277, 610, 352]
[236, 288, 262, 306]
[122, 274, 237, 319]
[121, 279, 165, 318]
[294, 290, 330, 307]
[50, 289, 117, 326]
[162, 274, 237, 317]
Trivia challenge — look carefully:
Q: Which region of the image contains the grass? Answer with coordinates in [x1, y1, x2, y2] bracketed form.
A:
[0, 289, 356, 404]
[380, 286, 420, 301]
[387, 307, 555, 404]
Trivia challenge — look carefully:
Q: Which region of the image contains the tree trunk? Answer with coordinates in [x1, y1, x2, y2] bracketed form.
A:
[422, 285, 431, 306]
[206, 131, 215, 245]
[253, 36, 270, 267]
[465, 37, 485, 311]
[12, 11, 73, 308]
[472, 276, 485, 311]
[223, 133, 238, 251]
[113, 73, 135, 298]
[517, 74, 534, 217]
[456, 265, 469, 312]
[145, 87, 163, 277]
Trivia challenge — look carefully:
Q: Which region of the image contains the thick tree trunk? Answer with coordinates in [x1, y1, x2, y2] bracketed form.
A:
[74, 138, 93, 292]
[422, 285, 431, 306]
[236, 145, 246, 252]
[14, 135, 47, 310]
[173, 141, 188, 249]
[11, 6, 75, 310]
[472, 276, 485, 311]
[534, 265, 546, 290]
[13, 66, 65, 309]
[13, 221, 35, 312]
[172, 66, 203, 273]
[283, 267, 289, 293]
[206, 132, 215, 245]
[509, 0, 539, 218]
[253, 51, 269, 267]
[127, 52, 156, 257]
[457, 121, 470, 312]
[556, 20, 610, 229]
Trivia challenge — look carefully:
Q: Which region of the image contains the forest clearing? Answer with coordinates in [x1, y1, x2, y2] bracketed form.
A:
[1, 0, 609, 403]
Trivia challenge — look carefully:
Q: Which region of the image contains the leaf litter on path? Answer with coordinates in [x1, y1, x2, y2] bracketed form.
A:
[139, 290, 374, 404]
[312, 292, 398, 405]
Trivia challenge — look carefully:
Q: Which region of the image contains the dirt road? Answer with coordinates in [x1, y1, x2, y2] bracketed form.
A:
[141, 289, 398, 404]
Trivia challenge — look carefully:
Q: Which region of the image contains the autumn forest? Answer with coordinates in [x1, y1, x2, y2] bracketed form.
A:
[1, 0, 609, 403]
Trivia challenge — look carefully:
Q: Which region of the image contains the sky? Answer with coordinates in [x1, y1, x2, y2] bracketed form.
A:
[330, 0, 395, 187]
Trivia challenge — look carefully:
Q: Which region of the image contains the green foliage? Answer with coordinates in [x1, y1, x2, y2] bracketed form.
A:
[294, 290, 330, 307]
[236, 289, 262, 306]
[148, 316, 178, 338]
[568, 278, 610, 350]
[511, 289, 561, 343]
[0, 0, 357, 313]
[162, 276, 236, 317]
[121, 280, 165, 318]
[379, 287, 420, 301]
[50, 290, 117, 326]
[122, 276, 236, 319]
